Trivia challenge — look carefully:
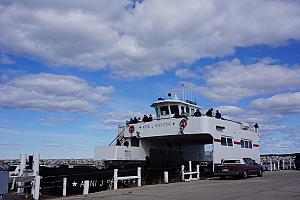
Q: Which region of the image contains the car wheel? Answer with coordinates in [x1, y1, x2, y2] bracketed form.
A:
[257, 169, 263, 177]
[220, 176, 226, 180]
[242, 171, 248, 179]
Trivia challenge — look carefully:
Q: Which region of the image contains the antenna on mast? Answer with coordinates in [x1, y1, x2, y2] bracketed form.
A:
[182, 83, 185, 101]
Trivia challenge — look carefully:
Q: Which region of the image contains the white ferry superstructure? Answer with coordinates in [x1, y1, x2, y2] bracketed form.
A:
[94, 94, 260, 171]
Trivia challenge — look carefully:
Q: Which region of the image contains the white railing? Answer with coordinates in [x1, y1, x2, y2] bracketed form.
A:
[181, 161, 200, 182]
[113, 167, 141, 190]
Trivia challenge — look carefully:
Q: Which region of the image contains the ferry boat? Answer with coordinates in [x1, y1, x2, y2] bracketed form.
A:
[94, 93, 260, 172]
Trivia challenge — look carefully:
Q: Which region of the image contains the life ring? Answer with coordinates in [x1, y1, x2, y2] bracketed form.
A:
[129, 125, 135, 133]
[179, 119, 187, 128]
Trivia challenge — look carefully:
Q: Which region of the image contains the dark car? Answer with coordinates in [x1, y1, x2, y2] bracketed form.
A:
[214, 158, 263, 179]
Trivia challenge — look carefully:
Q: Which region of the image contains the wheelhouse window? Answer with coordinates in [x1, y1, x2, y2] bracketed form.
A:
[191, 109, 195, 116]
[221, 136, 233, 147]
[170, 105, 179, 114]
[186, 106, 190, 114]
[155, 108, 160, 118]
[160, 106, 170, 115]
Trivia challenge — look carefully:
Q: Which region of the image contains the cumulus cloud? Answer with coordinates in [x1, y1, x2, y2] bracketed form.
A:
[0, 73, 114, 112]
[194, 58, 300, 102]
[0, 1, 300, 78]
[251, 92, 300, 114]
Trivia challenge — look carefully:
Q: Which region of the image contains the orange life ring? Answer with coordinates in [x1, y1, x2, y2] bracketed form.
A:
[129, 125, 135, 133]
[179, 119, 187, 128]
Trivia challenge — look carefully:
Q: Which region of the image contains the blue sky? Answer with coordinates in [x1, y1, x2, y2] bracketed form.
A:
[1, 0, 300, 159]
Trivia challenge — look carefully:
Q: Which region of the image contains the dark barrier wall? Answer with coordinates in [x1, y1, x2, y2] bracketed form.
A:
[40, 167, 114, 196]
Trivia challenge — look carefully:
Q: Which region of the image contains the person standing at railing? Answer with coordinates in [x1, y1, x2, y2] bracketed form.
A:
[215, 110, 221, 119]
[206, 108, 213, 117]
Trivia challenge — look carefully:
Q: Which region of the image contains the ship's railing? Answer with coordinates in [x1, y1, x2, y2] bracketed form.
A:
[181, 161, 200, 182]
[109, 126, 125, 146]
[124, 115, 257, 133]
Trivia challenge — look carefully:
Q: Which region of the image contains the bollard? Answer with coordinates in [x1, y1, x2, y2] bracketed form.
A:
[181, 165, 185, 181]
[18, 154, 27, 194]
[33, 176, 40, 200]
[83, 180, 89, 195]
[114, 169, 118, 190]
[164, 171, 169, 184]
[33, 154, 40, 177]
[137, 167, 141, 187]
[189, 161, 192, 180]
[196, 165, 200, 180]
[63, 178, 67, 197]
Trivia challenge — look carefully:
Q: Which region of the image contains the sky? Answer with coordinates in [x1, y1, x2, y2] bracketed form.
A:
[1, 0, 300, 159]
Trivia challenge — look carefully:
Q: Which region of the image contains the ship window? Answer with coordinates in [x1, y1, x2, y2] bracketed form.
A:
[241, 140, 245, 148]
[191, 109, 195, 116]
[186, 106, 190, 114]
[221, 137, 227, 146]
[221, 136, 233, 147]
[170, 105, 179, 114]
[181, 106, 184, 114]
[131, 137, 139, 147]
[227, 138, 233, 146]
[155, 108, 160, 118]
[245, 141, 249, 148]
[160, 106, 170, 115]
[241, 139, 252, 149]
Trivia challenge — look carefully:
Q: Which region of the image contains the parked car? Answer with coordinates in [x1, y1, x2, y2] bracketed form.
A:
[214, 158, 263, 179]
[6, 164, 20, 178]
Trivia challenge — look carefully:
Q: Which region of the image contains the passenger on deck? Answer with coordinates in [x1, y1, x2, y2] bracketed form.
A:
[194, 109, 201, 117]
[129, 118, 134, 124]
[215, 110, 221, 119]
[148, 114, 153, 121]
[206, 108, 213, 117]
[133, 117, 139, 123]
[142, 115, 149, 122]
[254, 123, 259, 132]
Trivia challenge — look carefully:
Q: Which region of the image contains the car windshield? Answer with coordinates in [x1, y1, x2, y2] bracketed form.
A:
[223, 160, 241, 164]
[7, 166, 17, 171]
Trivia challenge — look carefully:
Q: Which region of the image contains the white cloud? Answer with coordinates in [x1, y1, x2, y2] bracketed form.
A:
[217, 105, 243, 115]
[0, 73, 114, 112]
[194, 58, 300, 102]
[251, 92, 300, 114]
[39, 117, 76, 125]
[0, 54, 15, 64]
[175, 68, 198, 79]
[0, 1, 300, 78]
[101, 111, 143, 125]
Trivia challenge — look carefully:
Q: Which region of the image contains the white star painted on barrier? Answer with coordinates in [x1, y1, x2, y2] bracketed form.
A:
[72, 181, 78, 187]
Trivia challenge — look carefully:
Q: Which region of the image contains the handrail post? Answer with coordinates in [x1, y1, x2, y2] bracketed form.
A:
[164, 171, 169, 184]
[63, 178, 67, 197]
[83, 180, 89, 195]
[189, 161, 192, 180]
[114, 169, 118, 190]
[137, 167, 141, 187]
[181, 165, 185, 181]
[196, 165, 200, 179]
